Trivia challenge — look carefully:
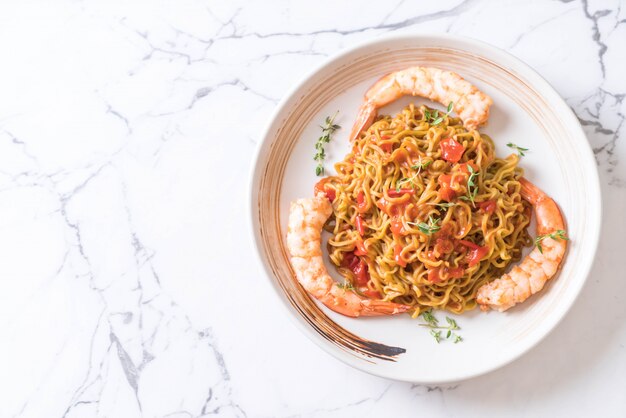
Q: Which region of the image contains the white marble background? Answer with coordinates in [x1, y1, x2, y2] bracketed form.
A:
[0, 0, 624, 417]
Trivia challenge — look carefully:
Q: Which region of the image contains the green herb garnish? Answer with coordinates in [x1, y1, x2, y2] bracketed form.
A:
[428, 202, 457, 209]
[421, 310, 438, 327]
[445, 317, 459, 330]
[395, 177, 410, 192]
[419, 310, 463, 343]
[314, 112, 341, 176]
[459, 164, 479, 207]
[424, 102, 454, 126]
[396, 157, 432, 191]
[411, 159, 432, 171]
[407, 215, 441, 236]
[337, 281, 355, 291]
[507, 142, 529, 157]
[535, 230, 568, 254]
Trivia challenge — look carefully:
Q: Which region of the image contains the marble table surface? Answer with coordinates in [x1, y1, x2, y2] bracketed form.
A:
[1, 0, 624, 417]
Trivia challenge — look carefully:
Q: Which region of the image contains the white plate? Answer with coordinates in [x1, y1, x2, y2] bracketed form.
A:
[249, 34, 601, 383]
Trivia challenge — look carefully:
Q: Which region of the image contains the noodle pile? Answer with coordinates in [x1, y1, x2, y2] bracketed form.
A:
[319, 104, 532, 315]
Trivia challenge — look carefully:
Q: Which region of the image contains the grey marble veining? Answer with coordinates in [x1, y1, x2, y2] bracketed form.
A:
[0, 0, 624, 417]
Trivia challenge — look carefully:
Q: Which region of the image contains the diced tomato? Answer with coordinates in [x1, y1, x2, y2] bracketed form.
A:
[394, 244, 407, 267]
[428, 267, 442, 283]
[477, 199, 496, 215]
[437, 174, 457, 201]
[388, 188, 415, 198]
[314, 178, 336, 202]
[468, 246, 489, 267]
[437, 171, 470, 202]
[376, 197, 388, 213]
[377, 197, 408, 218]
[362, 288, 382, 299]
[458, 239, 480, 250]
[427, 266, 465, 283]
[341, 252, 370, 286]
[381, 135, 392, 140]
[353, 259, 370, 285]
[380, 142, 393, 153]
[390, 216, 405, 236]
[458, 240, 490, 267]
[440, 137, 465, 163]
[356, 190, 367, 213]
[341, 252, 360, 270]
[355, 238, 368, 256]
[456, 160, 478, 174]
[448, 267, 465, 279]
[355, 215, 366, 236]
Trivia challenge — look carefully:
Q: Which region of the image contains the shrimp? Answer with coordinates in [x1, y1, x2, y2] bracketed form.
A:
[287, 194, 411, 317]
[349, 66, 493, 141]
[476, 178, 567, 312]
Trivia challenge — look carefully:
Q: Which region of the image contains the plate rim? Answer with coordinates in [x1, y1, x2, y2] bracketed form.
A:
[247, 33, 602, 383]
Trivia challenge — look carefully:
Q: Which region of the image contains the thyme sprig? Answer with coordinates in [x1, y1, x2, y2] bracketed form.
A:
[419, 310, 463, 343]
[313, 112, 341, 176]
[535, 230, 569, 254]
[424, 102, 454, 126]
[395, 175, 416, 192]
[396, 157, 432, 191]
[411, 158, 433, 172]
[427, 202, 457, 209]
[337, 281, 355, 291]
[507, 142, 529, 157]
[407, 215, 441, 236]
[459, 164, 479, 207]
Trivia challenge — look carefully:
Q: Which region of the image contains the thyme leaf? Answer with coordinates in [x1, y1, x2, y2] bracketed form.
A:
[507, 142, 529, 157]
[428, 202, 457, 209]
[426, 102, 454, 126]
[408, 215, 441, 235]
[459, 164, 479, 207]
[419, 310, 463, 343]
[337, 281, 355, 291]
[314, 112, 340, 176]
[535, 230, 569, 254]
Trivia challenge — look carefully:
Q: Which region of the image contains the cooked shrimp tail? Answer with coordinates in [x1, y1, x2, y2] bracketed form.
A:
[287, 195, 411, 317]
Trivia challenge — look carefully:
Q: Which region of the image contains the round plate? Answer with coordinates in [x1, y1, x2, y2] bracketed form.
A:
[248, 34, 601, 383]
